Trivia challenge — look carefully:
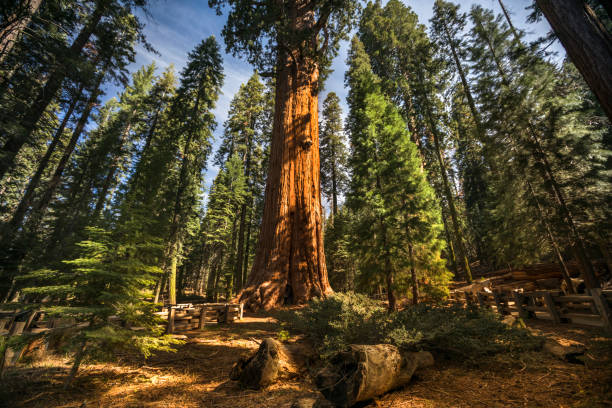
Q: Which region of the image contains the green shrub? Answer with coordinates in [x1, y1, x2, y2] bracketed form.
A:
[280, 292, 543, 363]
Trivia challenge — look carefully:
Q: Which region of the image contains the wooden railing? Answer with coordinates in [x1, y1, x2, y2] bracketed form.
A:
[450, 288, 612, 330]
[159, 303, 244, 333]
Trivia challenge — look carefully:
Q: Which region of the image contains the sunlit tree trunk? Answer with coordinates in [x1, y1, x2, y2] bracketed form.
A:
[239, 51, 331, 309]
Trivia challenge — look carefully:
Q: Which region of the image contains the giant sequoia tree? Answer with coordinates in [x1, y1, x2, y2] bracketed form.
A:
[209, 0, 359, 309]
[534, 0, 612, 122]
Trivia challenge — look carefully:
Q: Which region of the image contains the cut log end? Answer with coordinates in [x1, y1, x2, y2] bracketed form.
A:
[229, 338, 310, 389]
[315, 345, 433, 407]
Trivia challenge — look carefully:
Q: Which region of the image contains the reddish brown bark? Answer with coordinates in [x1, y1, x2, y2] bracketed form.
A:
[239, 54, 332, 310]
[535, 0, 612, 122]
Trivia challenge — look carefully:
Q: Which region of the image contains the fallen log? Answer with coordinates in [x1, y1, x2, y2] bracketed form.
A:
[315, 344, 433, 407]
[229, 338, 311, 389]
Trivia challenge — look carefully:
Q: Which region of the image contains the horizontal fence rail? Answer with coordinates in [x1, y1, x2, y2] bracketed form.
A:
[450, 288, 612, 330]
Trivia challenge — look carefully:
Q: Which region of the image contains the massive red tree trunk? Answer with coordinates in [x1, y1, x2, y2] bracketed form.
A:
[239, 54, 332, 310]
[535, 0, 612, 122]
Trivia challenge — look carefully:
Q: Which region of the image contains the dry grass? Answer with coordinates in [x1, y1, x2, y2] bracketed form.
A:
[1, 315, 610, 408]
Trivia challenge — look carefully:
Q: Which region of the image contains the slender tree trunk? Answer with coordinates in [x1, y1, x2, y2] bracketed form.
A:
[242, 207, 253, 288]
[331, 145, 338, 216]
[3, 83, 85, 239]
[429, 124, 473, 283]
[497, 0, 520, 40]
[92, 121, 133, 220]
[535, 0, 612, 122]
[24, 77, 103, 233]
[384, 247, 396, 311]
[479, 16, 599, 288]
[0, 0, 43, 66]
[441, 213, 458, 276]
[441, 18, 486, 143]
[239, 51, 331, 310]
[63, 338, 87, 389]
[234, 133, 253, 294]
[167, 242, 179, 305]
[226, 216, 239, 299]
[409, 243, 418, 305]
[0, 0, 107, 179]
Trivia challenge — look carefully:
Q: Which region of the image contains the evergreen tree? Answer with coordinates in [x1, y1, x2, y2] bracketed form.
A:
[164, 37, 224, 305]
[346, 37, 449, 310]
[18, 227, 180, 387]
[320, 92, 348, 217]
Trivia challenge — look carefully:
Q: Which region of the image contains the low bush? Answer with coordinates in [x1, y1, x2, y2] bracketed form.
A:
[280, 292, 543, 364]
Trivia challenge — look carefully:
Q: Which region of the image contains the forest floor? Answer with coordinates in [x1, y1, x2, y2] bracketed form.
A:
[1, 312, 611, 408]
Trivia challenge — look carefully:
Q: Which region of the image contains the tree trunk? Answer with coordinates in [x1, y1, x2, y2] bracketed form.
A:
[442, 211, 459, 277]
[239, 52, 331, 310]
[24, 78, 102, 233]
[331, 145, 338, 216]
[242, 207, 253, 288]
[429, 125, 473, 283]
[0, 0, 106, 180]
[315, 345, 434, 407]
[441, 18, 486, 144]
[535, 0, 612, 122]
[229, 338, 312, 389]
[478, 13, 599, 289]
[0, 0, 43, 66]
[63, 338, 87, 389]
[409, 243, 418, 305]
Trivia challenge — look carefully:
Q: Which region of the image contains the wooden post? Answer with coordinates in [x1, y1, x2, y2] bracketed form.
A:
[493, 292, 504, 315]
[513, 292, 529, 320]
[167, 307, 175, 334]
[224, 304, 231, 324]
[590, 288, 612, 330]
[23, 310, 37, 331]
[198, 306, 206, 330]
[476, 292, 486, 309]
[239, 303, 244, 320]
[543, 292, 561, 324]
[8, 321, 25, 336]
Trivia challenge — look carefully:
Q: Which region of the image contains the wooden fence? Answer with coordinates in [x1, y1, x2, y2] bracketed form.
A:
[0, 302, 245, 337]
[159, 303, 244, 334]
[450, 288, 612, 330]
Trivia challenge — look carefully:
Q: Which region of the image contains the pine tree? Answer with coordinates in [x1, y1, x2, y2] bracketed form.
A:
[214, 72, 273, 293]
[320, 92, 348, 217]
[18, 227, 180, 387]
[346, 37, 449, 310]
[358, 0, 474, 282]
[164, 37, 224, 305]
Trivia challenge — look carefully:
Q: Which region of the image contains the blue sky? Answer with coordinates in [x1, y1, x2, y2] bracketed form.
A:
[106, 0, 560, 208]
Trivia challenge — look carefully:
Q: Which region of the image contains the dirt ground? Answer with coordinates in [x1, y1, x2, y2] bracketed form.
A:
[1, 314, 611, 408]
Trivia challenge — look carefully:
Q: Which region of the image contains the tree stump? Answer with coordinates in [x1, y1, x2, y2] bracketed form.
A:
[229, 338, 309, 389]
[315, 344, 433, 407]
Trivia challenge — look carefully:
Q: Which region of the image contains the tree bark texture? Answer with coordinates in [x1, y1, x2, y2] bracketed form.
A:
[315, 345, 434, 407]
[229, 338, 311, 389]
[239, 52, 331, 310]
[535, 0, 612, 122]
[0, 0, 43, 66]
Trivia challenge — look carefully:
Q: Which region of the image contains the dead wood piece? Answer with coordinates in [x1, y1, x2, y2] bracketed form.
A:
[543, 339, 585, 364]
[315, 344, 433, 407]
[291, 397, 335, 408]
[229, 338, 309, 389]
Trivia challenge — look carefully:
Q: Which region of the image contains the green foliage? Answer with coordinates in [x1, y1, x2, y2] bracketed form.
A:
[18, 227, 181, 364]
[282, 292, 543, 363]
[345, 36, 450, 304]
